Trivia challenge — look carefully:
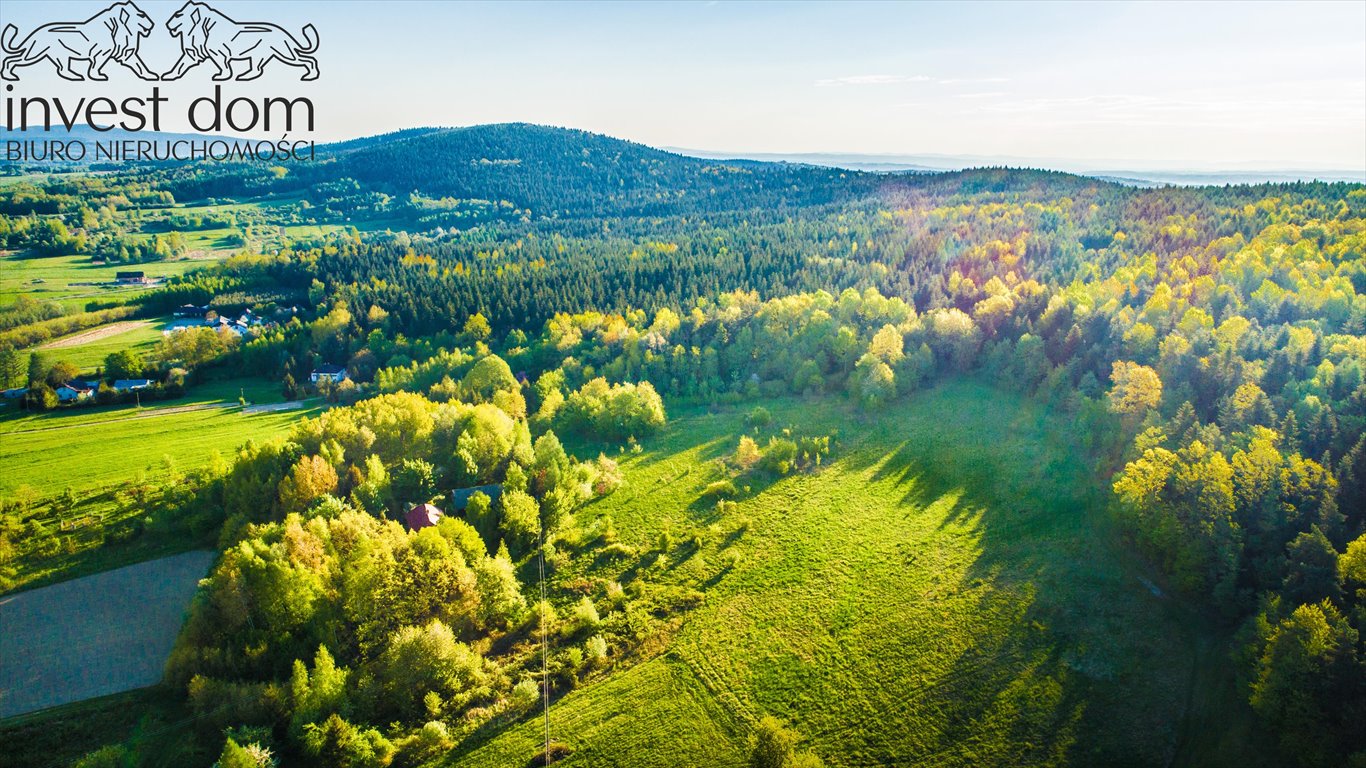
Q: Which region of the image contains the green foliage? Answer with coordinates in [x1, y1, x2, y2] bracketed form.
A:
[300, 714, 393, 768]
[556, 378, 667, 441]
[1250, 601, 1364, 767]
[370, 619, 488, 723]
[748, 716, 822, 768]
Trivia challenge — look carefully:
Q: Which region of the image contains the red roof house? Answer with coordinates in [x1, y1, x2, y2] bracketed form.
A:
[405, 503, 444, 531]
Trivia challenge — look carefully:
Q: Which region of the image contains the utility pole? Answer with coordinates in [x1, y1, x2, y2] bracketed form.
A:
[540, 525, 550, 766]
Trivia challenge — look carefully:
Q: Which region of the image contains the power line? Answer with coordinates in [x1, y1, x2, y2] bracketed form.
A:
[539, 525, 550, 766]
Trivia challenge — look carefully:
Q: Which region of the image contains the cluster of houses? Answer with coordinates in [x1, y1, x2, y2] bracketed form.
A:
[404, 485, 502, 531]
[170, 305, 272, 337]
[2, 377, 153, 402]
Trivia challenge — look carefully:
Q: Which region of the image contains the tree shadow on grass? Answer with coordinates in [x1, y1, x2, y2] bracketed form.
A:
[836, 429, 1197, 766]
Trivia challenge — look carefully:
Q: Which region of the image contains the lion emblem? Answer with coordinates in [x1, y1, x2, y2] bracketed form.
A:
[0, 1, 158, 81]
[162, 1, 319, 82]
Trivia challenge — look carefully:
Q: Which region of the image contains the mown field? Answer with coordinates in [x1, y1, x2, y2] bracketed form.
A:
[455, 381, 1268, 768]
[33, 318, 166, 374]
[0, 252, 213, 311]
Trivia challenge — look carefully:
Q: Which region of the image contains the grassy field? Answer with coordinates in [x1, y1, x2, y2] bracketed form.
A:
[454, 381, 1269, 768]
[0, 252, 214, 312]
[0, 378, 313, 497]
[33, 319, 165, 374]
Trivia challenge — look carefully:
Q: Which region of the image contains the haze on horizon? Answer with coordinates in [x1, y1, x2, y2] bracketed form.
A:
[3, 0, 1364, 173]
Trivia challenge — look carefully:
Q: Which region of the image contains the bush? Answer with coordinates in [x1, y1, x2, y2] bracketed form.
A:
[584, 634, 608, 666]
[701, 479, 739, 500]
[73, 746, 133, 768]
[749, 715, 823, 768]
[759, 437, 798, 475]
[509, 678, 540, 710]
[733, 435, 762, 471]
[562, 596, 601, 638]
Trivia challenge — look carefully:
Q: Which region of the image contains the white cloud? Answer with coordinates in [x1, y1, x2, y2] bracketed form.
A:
[937, 77, 1011, 85]
[816, 74, 1012, 88]
[814, 74, 932, 87]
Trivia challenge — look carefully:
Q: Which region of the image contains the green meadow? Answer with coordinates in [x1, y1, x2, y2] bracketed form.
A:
[455, 381, 1265, 768]
[0, 251, 214, 311]
[0, 378, 315, 498]
[34, 318, 166, 373]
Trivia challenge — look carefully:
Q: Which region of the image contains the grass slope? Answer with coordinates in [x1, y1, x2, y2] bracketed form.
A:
[33, 319, 164, 374]
[0, 379, 315, 497]
[458, 380, 1258, 767]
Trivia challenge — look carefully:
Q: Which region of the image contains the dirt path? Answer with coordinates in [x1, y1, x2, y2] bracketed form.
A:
[242, 399, 311, 414]
[0, 550, 216, 719]
[37, 320, 154, 350]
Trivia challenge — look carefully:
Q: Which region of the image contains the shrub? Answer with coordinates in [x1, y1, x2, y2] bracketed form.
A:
[701, 479, 739, 500]
[509, 678, 540, 710]
[733, 435, 762, 471]
[584, 634, 608, 666]
[746, 406, 773, 429]
[563, 596, 601, 638]
[760, 437, 798, 475]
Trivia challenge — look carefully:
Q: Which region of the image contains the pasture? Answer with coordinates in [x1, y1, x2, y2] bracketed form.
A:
[33, 318, 164, 373]
[0, 252, 212, 312]
[454, 381, 1265, 767]
[0, 378, 314, 497]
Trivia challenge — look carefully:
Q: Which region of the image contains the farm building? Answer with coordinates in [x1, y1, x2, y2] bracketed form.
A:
[56, 383, 94, 402]
[450, 485, 502, 512]
[406, 503, 444, 531]
[115, 271, 148, 285]
[2, 387, 26, 399]
[174, 304, 209, 318]
[113, 379, 153, 392]
[310, 365, 349, 384]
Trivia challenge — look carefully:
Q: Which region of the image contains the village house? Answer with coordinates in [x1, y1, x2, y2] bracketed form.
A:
[115, 271, 149, 285]
[405, 503, 444, 531]
[449, 484, 503, 513]
[310, 365, 349, 384]
[174, 304, 209, 318]
[55, 383, 94, 402]
[2, 387, 27, 399]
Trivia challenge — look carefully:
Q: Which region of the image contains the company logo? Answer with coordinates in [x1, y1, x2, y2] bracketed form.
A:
[1, 1, 321, 82]
[1, 2, 158, 81]
[162, 2, 319, 82]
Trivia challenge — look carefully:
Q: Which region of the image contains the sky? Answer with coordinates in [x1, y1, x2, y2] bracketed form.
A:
[2, 0, 1364, 172]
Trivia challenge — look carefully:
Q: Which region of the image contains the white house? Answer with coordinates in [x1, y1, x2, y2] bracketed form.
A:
[56, 383, 94, 402]
[310, 365, 349, 384]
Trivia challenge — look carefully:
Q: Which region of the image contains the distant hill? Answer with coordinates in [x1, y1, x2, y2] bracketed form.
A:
[670, 147, 1366, 186]
[309, 123, 888, 218]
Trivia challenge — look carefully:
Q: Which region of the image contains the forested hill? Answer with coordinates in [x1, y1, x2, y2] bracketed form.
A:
[150, 123, 914, 219]
[315, 122, 896, 217]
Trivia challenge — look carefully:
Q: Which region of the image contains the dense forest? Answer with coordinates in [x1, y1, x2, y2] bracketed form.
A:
[2, 125, 1364, 767]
